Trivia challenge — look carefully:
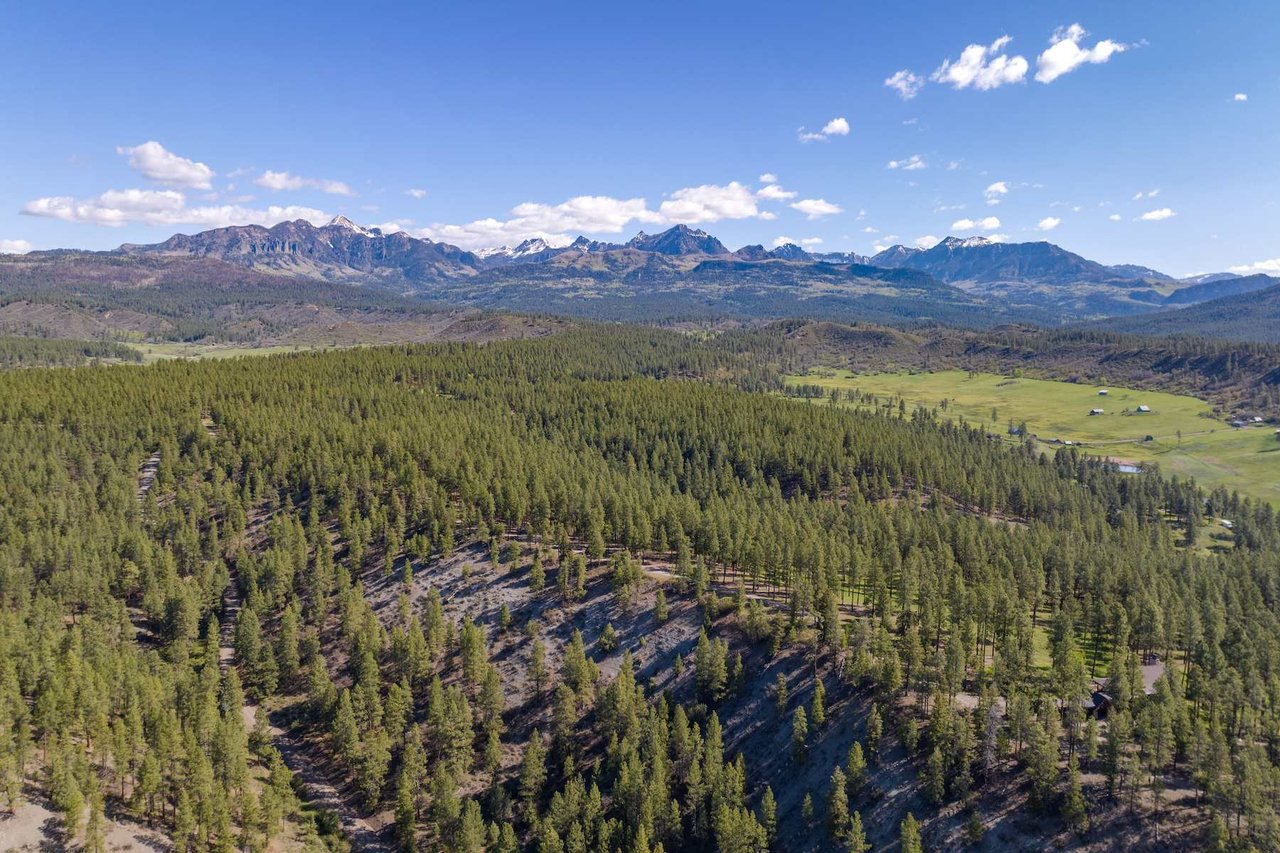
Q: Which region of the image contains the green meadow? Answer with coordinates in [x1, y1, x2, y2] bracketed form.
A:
[129, 342, 328, 363]
[786, 369, 1279, 506]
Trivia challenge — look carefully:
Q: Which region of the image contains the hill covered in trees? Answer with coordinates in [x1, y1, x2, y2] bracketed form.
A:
[1087, 281, 1280, 344]
[1, 326, 1278, 852]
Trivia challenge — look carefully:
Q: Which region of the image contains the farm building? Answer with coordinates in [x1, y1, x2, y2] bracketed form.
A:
[1136, 404, 1151, 413]
[1089, 408, 1104, 416]
[1098, 389, 1109, 396]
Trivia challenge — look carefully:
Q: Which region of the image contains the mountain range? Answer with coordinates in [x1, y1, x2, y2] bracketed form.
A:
[5, 217, 1277, 339]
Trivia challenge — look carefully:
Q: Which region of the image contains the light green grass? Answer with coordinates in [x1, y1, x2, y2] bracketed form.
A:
[787, 369, 1279, 505]
[129, 342, 327, 363]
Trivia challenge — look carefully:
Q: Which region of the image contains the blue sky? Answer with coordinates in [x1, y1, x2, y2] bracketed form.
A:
[2, 0, 1277, 276]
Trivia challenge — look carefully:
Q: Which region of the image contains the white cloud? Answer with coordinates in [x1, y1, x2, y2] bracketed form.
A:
[772, 236, 823, 248]
[885, 69, 925, 100]
[116, 141, 214, 190]
[1132, 188, 1159, 200]
[22, 187, 329, 229]
[374, 219, 412, 234]
[798, 117, 850, 142]
[987, 234, 1010, 243]
[789, 198, 843, 220]
[1108, 213, 1122, 221]
[756, 184, 797, 201]
[932, 35, 1028, 91]
[822, 117, 850, 136]
[420, 182, 769, 249]
[1035, 24, 1128, 84]
[1233, 93, 1248, 102]
[946, 160, 961, 170]
[914, 235, 942, 249]
[887, 154, 926, 171]
[660, 182, 763, 224]
[873, 243, 892, 253]
[1037, 216, 1062, 231]
[255, 170, 355, 196]
[1228, 257, 1280, 275]
[1138, 208, 1176, 221]
[862, 226, 879, 233]
[406, 188, 428, 199]
[759, 173, 778, 184]
[952, 216, 1001, 231]
[984, 181, 1009, 205]
[0, 239, 34, 254]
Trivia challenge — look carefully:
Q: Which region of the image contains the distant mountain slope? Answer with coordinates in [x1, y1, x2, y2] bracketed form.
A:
[1108, 263, 1174, 282]
[626, 224, 728, 255]
[1161, 273, 1279, 305]
[6, 219, 1264, 334]
[125, 216, 481, 281]
[872, 236, 1126, 285]
[1090, 280, 1280, 343]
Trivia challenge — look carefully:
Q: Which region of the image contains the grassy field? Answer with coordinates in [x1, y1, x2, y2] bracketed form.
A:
[129, 342, 328, 363]
[786, 369, 1280, 506]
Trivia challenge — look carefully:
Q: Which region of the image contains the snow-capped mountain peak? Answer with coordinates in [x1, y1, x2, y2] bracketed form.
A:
[327, 215, 375, 237]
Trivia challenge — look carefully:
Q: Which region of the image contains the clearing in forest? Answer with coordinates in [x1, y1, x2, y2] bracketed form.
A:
[786, 369, 1280, 506]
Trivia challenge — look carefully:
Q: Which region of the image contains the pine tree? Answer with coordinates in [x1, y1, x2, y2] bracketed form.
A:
[791, 706, 809, 763]
[926, 746, 947, 805]
[1063, 753, 1089, 835]
[847, 811, 870, 853]
[899, 812, 923, 853]
[811, 678, 826, 728]
[759, 785, 777, 846]
[827, 767, 850, 839]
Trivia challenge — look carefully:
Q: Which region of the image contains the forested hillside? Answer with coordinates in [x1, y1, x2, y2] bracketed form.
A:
[1, 327, 1279, 851]
[1088, 283, 1280, 344]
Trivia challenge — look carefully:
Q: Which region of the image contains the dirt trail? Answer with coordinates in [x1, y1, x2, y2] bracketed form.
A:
[135, 450, 161, 501]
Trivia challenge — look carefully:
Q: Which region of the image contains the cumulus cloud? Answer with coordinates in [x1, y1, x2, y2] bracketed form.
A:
[1037, 216, 1062, 231]
[1132, 188, 1159, 200]
[772, 236, 824, 248]
[759, 173, 778, 184]
[914, 235, 942, 249]
[255, 170, 355, 196]
[660, 182, 763, 224]
[405, 188, 428, 199]
[952, 216, 1001, 231]
[789, 198, 843, 220]
[932, 35, 1028, 90]
[1138, 208, 1176, 221]
[1035, 24, 1128, 84]
[419, 182, 771, 249]
[1108, 213, 1122, 221]
[798, 116, 850, 142]
[984, 181, 1008, 205]
[885, 69, 925, 100]
[756, 184, 797, 201]
[0, 239, 34, 254]
[821, 117, 850, 136]
[1233, 93, 1248, 102]
[117, 141, 214, 190]
[22, 187, 328, 229]
[887, 154, 926, 171]
[862, 226, 879, 233]
[1228, 257, 1280, 275]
